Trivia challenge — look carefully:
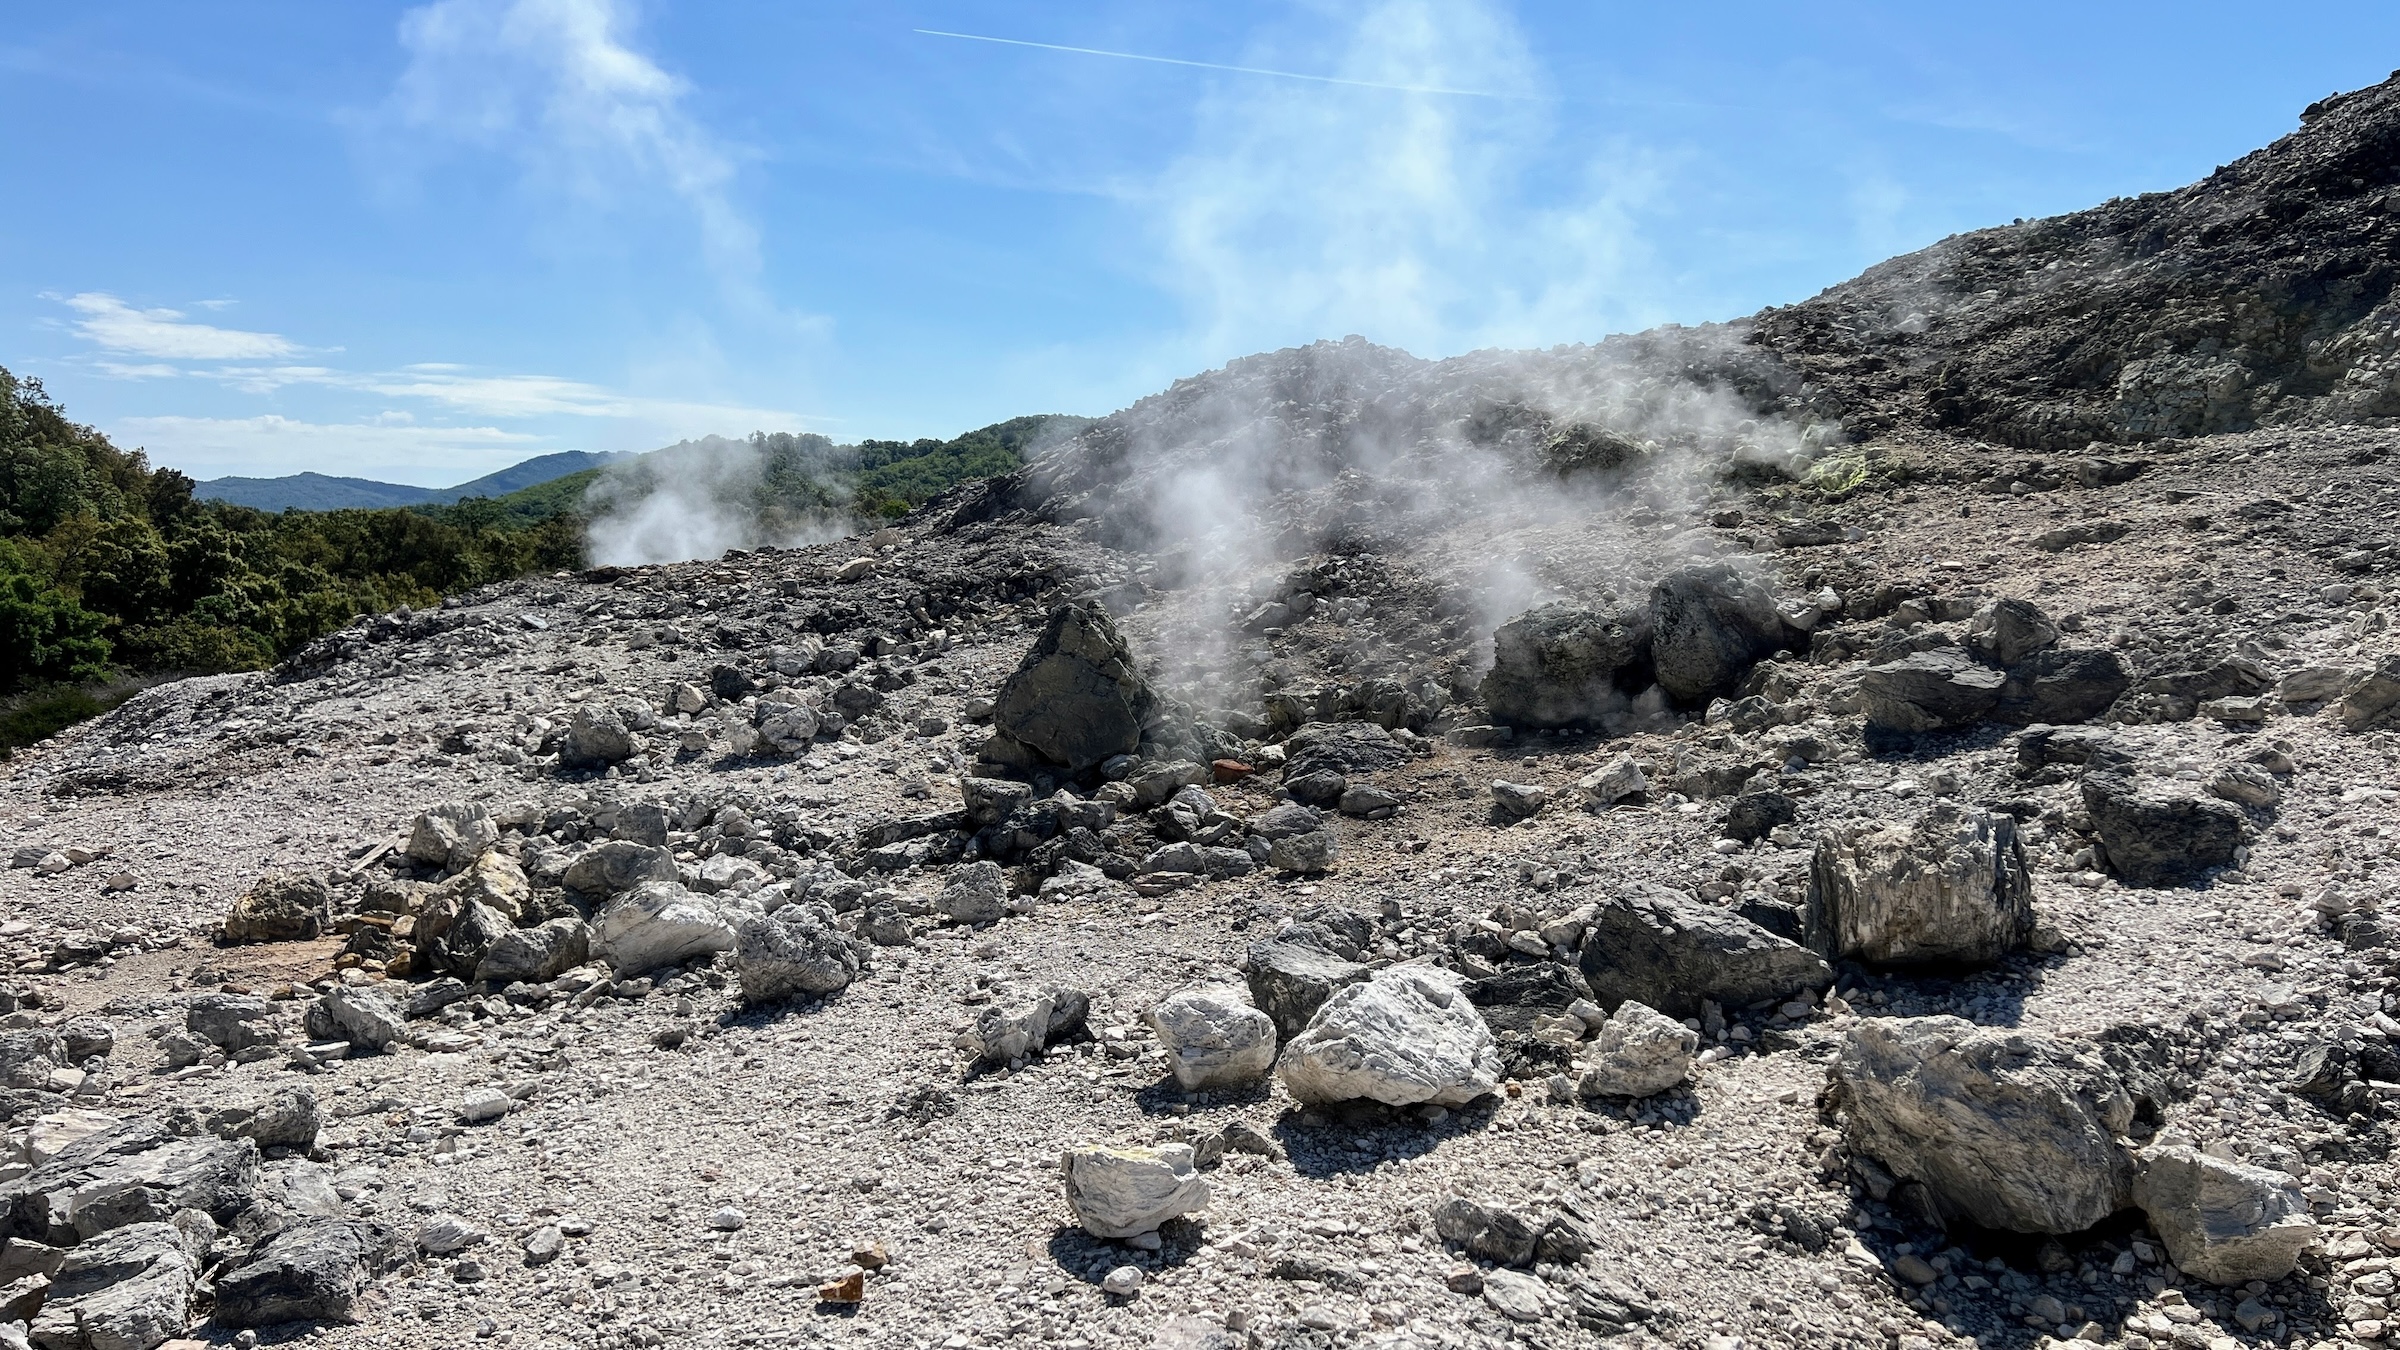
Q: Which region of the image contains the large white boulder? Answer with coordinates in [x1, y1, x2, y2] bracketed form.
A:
[1578, 1000, 1696, 1098]
[591, 881, 733, 977]
[1147, 985, 1277, 1091]
[1059, 1143, 1210, 1239]
[1276, 965, 1501, 1108]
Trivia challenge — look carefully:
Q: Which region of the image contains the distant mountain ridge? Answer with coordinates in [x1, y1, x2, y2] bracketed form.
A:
[195, 450, 633, 511]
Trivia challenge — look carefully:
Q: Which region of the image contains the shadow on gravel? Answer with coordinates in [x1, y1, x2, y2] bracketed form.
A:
[1045, 1217, 1207, 1286]
[1839, 950, 2061, 1030]
[1129, 1076, 1276, 1116]
[1272, 1096, 1501, 1179]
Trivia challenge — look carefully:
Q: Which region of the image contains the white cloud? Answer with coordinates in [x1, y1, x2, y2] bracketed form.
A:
[59, 292, 299, 361]
[385, 0, 759, 288]
[195, 360, 803, 430]
[1142, 0, 1669, 361]
[114, 414, 541, 483]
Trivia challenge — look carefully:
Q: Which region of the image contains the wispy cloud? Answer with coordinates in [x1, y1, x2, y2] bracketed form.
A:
[57, 292, 300, 361]
[913, 28, 1530, 100]
[114, 414, 540, 482]
[1138, 0, 1672, 364]
[382, 0, 760, 291]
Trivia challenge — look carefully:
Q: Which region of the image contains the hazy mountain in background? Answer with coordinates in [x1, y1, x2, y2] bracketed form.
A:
[195, 450, 635, 511]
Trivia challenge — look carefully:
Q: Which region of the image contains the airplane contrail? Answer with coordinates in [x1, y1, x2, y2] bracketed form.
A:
[912, 28, 1529, 100]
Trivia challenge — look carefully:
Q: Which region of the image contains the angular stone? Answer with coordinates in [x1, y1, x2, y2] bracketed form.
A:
[989, 603, 1153, 771]
[590, 882, 732, 977]
[183, 995, 275, 1053]
[1265, 829, 1337, 874]
[1806, 803, 2034, 966]
[1992, 647, 2133, 725]
[1648, 564, 1790, 703]
[3, 1118, 258, 1245]
[1277, 966, 1502, 1108]
[2081, 749, 2248, 887]
[1480, 602, 1649, 727]
[221, 873, 328, 944]
[1245, 940, 1370, 1041]
[956, 985, 1088, 1067]
[212, 1217, 405, 1327]
[561, 841, 678, 898]
[204, 1087, 320, 1152]
[1576, 883, 1829, 1018]
[2131, 1146, 2317, 1285]
[1834, 1016, 2136, 1234]
[473, 917, 590, 986]
[406, 801, 498, 873]
[1147, 986, 1277, 1092]
[730, 906, 863, 1004]
[1059, 1144, 1209, 1239]
[1432, 1197, 1540, 1266]
[1966, 599, 2060, 666]
[1578, 1001, 1697, 1098]
[319, 985, 407, 1053]
[24, 1221, 194, 1350]
[562, 706, 636, 766]
[1577, 756, 1649, 807]
[936, 862, 1008, 926]
[1861, 649, 2007, 733]
[2342, 654, 2400, 731]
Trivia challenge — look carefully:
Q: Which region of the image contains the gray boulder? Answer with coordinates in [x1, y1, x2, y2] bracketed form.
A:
[1276, 966, 1502, 1108]
[3, 1118, 258, 1245]
[0, 1029, 68, 1091]
[2081, 749, 2248, 886]
[1245, 939, 1370, 1041]
[1147, 986, 1278, 1092]
[320, 985, 407, 1053]
[1648, 564, 1790, 703]
[1834, 1016, 2137, 1234]
[561, 841, 679, 897]
[1479, 602, 1648, 727]
[562, 706, 636, 766]
[1265, 829, 1337, 874]
[1860, 649, 2007, 733]
[590, 882, 732, 977]
[1578, 1000, 1697, 1098]
[1576, 884, 1829, 1018]
[474, 917, 592, 986]
[988, 602, 1153, 771]
[1059, 1144, 1209, 1239]
[1966, 598, 2060, 666]
[936, 862, 1009, 926]
[221, 872, 329, 944]
[204, 1086, 321, 1152]
[730, 906, 864, 1004]
[212, 1217, 406, 1327]
[23, 1221, 196, 1350]
[2131, 1146, 2317, 1285]
[185, 994, 276, 1052]
[1992, 647, 2133, 725]
[957, 985, 1089, 1067]
[406, 801, 498, 872]
[2342, 654, 2400, 730]
[1806, 803, 2034, 966]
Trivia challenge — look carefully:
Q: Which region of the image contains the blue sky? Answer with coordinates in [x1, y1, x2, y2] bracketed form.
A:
[5, 2, 2397, 485]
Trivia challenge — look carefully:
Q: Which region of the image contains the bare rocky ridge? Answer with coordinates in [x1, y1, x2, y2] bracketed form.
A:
[4, 76, 2400, 1350]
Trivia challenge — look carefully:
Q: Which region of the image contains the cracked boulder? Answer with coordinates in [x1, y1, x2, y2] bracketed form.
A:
[1276, 966, 1501, 1108]
[1860, 648, 2006, 734]
[2081, 747, 2249, 887]
[1479, 601, 1650, 727]
[212, 1216, 407, 1327]
[3, 1118, 258, 1245]
[1806, 802, 2034, 966]
[590, 881, 733, 977]
[730, 906, 865, 1004]
[1647, 564, 1791, 704]
[220, 872, 328, 944]
[1576, 883, 1829, 1018]
[24, 1220, 199, 1350]
[987, 602, 1155, 771]
[2131, 1145, 2317, 1285]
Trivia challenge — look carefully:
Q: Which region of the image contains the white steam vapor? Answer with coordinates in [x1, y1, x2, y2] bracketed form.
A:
[583, 436, 854, 567]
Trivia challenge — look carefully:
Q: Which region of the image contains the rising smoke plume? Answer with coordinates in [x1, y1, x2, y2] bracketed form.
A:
[582, 433, 859, 566]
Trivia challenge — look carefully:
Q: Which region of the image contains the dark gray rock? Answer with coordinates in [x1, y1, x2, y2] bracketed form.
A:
[473, 917, 591, 986]
[0, 1030, 67, 1091]
[1648, 565, 1790, 703]
[1722, 791, 1795, 844]
[23, 1220, 196, 1350]
[1576, 884, 1829, 1018]
[212, 1217, 406, 1327]
[562, 705, 636, 766]
[186, 993, 276, 1052]
[1245, 940, 1371, 1041]
[1966, 599, 2060, 666]
[988, 602, 1153, 771]
[1479, 602, 1649, 727]
[3, 1118, 258, 1244]
[1860, 649, 2007, 733]
[1279, 722, 1412, 780]
[205, 1086, 321, 1152]
[58, 1018, 113, 1063]
[730, 906, 864, 1004]
[561, 841, 679, 897]
[1282, 769, 1347, 806]
[1432, 1197, 1540, 1267]
[1993, 648, 2133, 725]
[1247, 803, 1324, 840]
[2081, 749, 2248, 887]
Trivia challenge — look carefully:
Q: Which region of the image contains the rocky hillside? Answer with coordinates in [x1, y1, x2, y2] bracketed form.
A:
[4, 72, 2400, 1350]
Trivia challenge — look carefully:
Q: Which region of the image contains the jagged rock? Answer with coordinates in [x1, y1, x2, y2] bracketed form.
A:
[2342, 654, 2400, 730]
[1577, 756, 1648, 806]
[24, 1221, 196, 1350]
[1147, 986, 1277, 1091]
[435, 850, 534, 924]
[1276, 966, 1502, 1108]
[1805, 803, 2034, 966]
[988, 602, 1153, 771]
[730, 906, 863, 1004]
[1833, 1015, 2137, 1234]
[1576, 884, 1829, 1017]
[960, 777, 1035, 828]
[1966, 598, 2060, 666]
[561, 841, 678, 898]
[1722, 791, 1795, 844]
[1490, 781, 1549, 820]
[957, 985, 1088, 1066]
[1860, 649, 2007, 733]
[56, 1020, 112, 1064]
[590, 882, 733, 977]
[474, 917, 591, 986]
[1578, 1001, 1697, 1098]
[936, 862, 1009, 926]
[1992, 647, 2134, 725]
[1279, 722, 1413, 781]
[3, 1118, 258, 1244]
[1245, 939, 1370, 1040]
[1648, 564, 1790, 703]
[211, 1217, 406, 1327]
[1432, 1197, 1541, 1266]
[1479, 602, 1649, 727]
[562, 705, 636, 766]
[417, 898, 512, 980]
[204, 1087, 320, 1151]
[184, 994, 275, 1053]
[2131, 1146, 2317, 1285]
[1266, 829, 1337, 874]
[406, 801, 498, 872]
[1059, 1144, 1209, 1239]
[319, 985, 407, 1053]
[221, 872, 327, 944]
[2081, 748, 2248, 886]
[1282, 768, 1346, 807]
